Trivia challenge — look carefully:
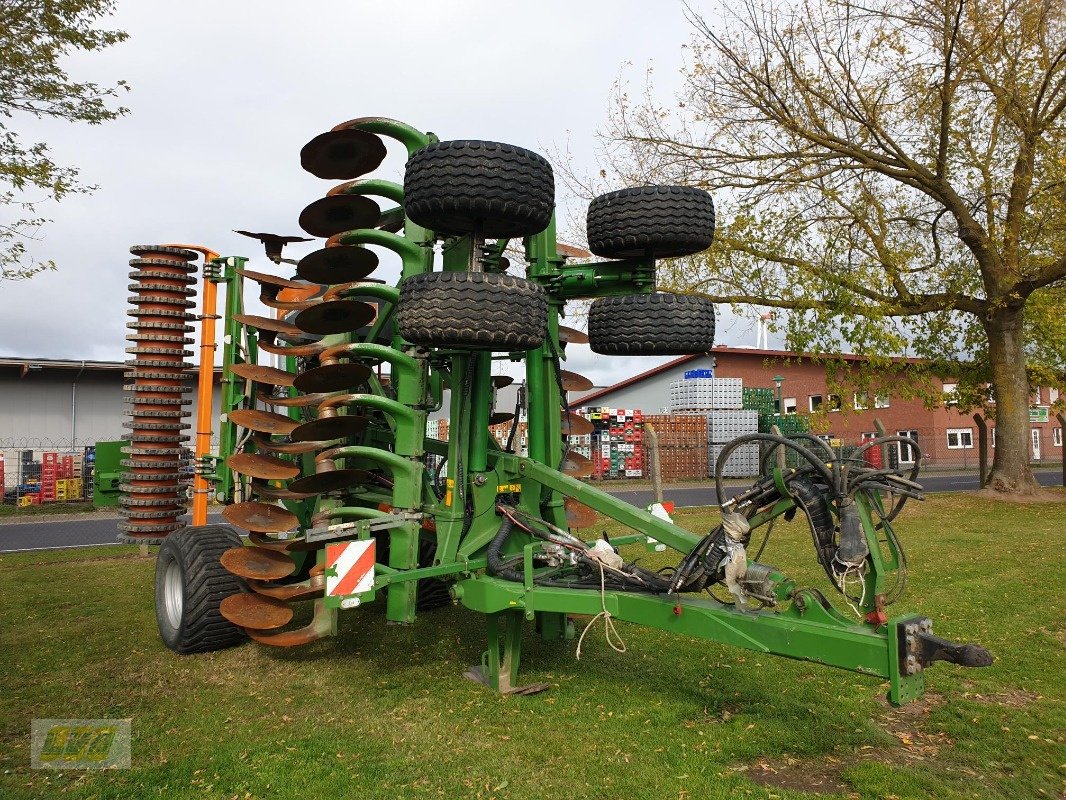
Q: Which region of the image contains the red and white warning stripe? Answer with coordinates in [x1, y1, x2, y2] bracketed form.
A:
[326, 540, 376, 597]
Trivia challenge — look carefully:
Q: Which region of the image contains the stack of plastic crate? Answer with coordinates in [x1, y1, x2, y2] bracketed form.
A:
[708, 410, 760, 477]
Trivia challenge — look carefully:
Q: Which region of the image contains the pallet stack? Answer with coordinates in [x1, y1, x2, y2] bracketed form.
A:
[642, 414, 708, 481]
[40, 452, 58, 502]
[576, 407, 646, 480]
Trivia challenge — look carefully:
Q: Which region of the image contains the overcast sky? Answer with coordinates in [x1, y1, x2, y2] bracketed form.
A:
[1, 0, 764, 388]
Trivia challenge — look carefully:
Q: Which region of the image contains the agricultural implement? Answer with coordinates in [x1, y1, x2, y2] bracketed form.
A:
[122, 116, 991, 705]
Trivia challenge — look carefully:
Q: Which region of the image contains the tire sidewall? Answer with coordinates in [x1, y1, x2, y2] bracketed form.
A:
[154, 536, 185, 651]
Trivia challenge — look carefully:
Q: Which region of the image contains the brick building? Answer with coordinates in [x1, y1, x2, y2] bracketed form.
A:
[573, 347, 1063, 469]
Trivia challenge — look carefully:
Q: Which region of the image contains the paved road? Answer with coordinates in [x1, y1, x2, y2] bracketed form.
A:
[0, 472, 1059, 553]
[0, 513, 223, 553]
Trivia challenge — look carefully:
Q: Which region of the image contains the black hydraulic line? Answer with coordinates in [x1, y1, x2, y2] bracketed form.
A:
[717, 433, 835, 508]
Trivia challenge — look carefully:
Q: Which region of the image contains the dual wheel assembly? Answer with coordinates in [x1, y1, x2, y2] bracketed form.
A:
[397, 139, 717, 354]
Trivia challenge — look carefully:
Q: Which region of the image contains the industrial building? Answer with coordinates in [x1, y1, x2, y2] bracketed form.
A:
[573, 347, 1063, 469]
[0, 357, 224, 490]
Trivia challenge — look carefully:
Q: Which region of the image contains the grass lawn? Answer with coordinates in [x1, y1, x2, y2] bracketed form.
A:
[0, 502, 96, 519]
[1, 493, 1063, 799]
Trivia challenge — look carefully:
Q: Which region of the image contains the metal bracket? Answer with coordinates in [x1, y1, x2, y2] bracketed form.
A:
[304, 512, 419, 544]
[898, 616, 993, 676]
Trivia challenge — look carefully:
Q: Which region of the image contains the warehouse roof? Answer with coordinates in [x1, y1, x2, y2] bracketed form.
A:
[0, 357, 224, 375]
[574, 346, 924, 407]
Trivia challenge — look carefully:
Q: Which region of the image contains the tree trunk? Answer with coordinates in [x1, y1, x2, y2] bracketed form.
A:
[984, 304, 1041, 494]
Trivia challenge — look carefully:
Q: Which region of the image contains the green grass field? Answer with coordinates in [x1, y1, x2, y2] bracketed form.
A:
[2, 493, 1063, 799]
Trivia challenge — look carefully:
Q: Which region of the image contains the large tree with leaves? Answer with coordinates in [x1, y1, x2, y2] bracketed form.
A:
[1, 0, 128, 280]
[595, 0, 1065, 494]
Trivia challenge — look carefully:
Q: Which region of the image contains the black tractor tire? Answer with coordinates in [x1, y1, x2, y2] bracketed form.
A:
[404, 140, 555, 238]
[155, 525, 247, 654]
[588, 293, 716, 355]
[586, 185, 715, 259]
[397, 271, 547, 351]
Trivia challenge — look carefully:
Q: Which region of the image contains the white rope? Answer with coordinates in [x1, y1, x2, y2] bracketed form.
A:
[840, 566, 869, 618]
[575, 561, 627, 660]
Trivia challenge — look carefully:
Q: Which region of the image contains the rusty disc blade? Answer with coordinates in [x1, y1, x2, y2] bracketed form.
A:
[230, 363, 297, 387]
[560, 370, 594, 392]
[300, 128, 387, 180]
[233, 313, 304, 337]
[220, 545, 296, 580]
[229, 409, 299, 436]
[288, 468, 372, 494]
[219, 592, 294, 630]
[490, 412, 515, 426]
[252, 435, 329, 455]
[296, 246, 378, 284]
[293, 300, 376, 335]
[223, 500, 299, 533]
[561, 411, 595, 436]
[227, 452, 300, 480]
[558, 325, 589, 345]
[248, 575, 325, 602]
[561, 451, 595, 478]
[565, 498, 598, 528]
[248, 531, 304, 551]
[290, 415, 369, 443]
[257, 339, 330, 358]
[246, 625, 326, 648]
[250, 480, 316, 500]
[258, 292, 318, 312]
[256, 390, 330, 407]
[292, 362, 372, 393]
[491, 375, 514, 389]
[235, 268, 308, 289]
[298, 195, 381, 238]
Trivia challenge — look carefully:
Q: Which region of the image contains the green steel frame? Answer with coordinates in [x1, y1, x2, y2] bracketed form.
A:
[204, 116, 965, 706]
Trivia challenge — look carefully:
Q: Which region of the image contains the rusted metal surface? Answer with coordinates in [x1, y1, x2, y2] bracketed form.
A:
[223, 501, 299, 533]
[561, 411, 595, 436]
[234, 268, 307, 289]
[564, 497, 598, 529]
[558, 325, 589, 345]
[292, 362, 372, 393]
[561, 451, 595, 478]
[220, 545, 296, 580]
[288, 468, 372, 494]
[233, 230, 312, 262]
[219, 591, 294, 629]
[232, 313, 304, 337]
[252, 435, 330, 455]
[298, 195, 380, 238]
[290, 414, 369, 443]
[229, 363, 297, 387]
[119, 244, 198, 544]
[300, 128, 388, 179]
[227, 452, 301, 480]
[228, 409, 300, 436]
[255, 390, 332, 407]
[247, 576, 325, 602]
[560, 370, 594, 392]
[293, 300, 376, 335]
[296, 246, 378, 284]
[249, 480, 316, 500]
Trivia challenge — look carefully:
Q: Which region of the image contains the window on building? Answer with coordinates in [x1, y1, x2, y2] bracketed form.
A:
[991, 428, 996, 447]
[827, 393, 842, 412]
[946, 428, 974, 449]
[861, 431, 878, 442]
[809, 394, 823, 412]
[1051, 388, 1060, 404]
[1031, 387, 1042, 405]
[874, 393, 890, 408]
[782, 397, 797, 414]
[1055, 427, 1062, 447]
[854, 392, 868, 410]
[896, 430, 919, 463]
[943, 383, 958, 405]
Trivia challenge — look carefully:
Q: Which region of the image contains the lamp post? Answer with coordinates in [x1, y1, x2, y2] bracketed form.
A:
[773, 374, 784, 415]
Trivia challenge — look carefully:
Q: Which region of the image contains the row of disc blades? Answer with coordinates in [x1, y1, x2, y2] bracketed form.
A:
[212, 119, 602, 643]
[118, 245, 199, 544]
